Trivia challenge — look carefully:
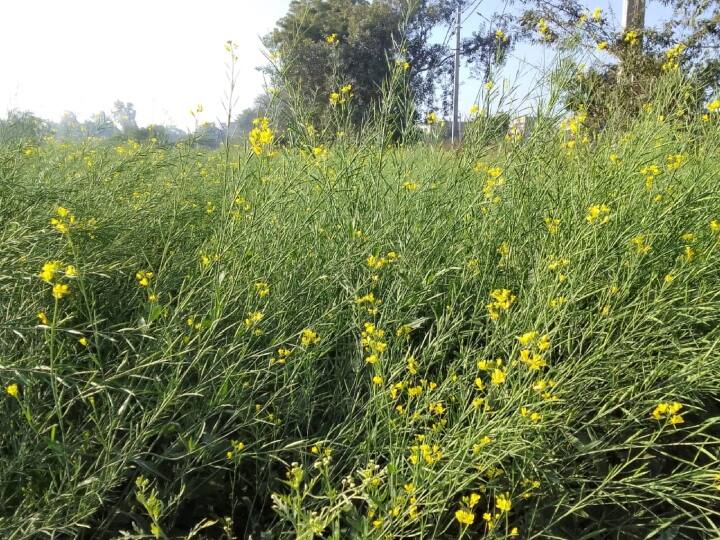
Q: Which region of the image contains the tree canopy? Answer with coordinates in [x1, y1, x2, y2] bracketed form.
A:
[263, 0, 511, 127]
[262, 0, 719, 130]
[512, 0, 720, 120]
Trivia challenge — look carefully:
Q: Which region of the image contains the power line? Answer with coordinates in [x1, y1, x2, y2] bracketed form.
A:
[461, 0, 483, 25]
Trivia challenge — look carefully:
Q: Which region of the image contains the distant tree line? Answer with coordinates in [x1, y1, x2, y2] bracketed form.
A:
[3, 0, 717, 147]
[0, 99, 261, 148]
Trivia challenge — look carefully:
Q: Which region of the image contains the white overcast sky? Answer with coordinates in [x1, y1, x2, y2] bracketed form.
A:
[0, 0, 291, 130]
[1, 1, 671, 129]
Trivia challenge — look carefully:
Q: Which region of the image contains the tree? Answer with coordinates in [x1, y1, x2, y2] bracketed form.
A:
[265, 0, 406, 127]
[0, 109, 51, 143]
[84, 112, 120, 138]
[264, 0, 511, 128]
[56, 111, 84, 140]
[193, 121, 225, 148]
[111, 100, 139, 134]
[509, 0, 720, 121]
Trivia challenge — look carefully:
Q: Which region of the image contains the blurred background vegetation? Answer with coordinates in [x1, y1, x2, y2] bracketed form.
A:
[3, 0, 716, 149]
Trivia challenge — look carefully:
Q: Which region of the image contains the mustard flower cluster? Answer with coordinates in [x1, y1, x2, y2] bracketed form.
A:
[652, 401, 684, 425]
[249, 117, 275, 156]
[355, 292, 381, 315]
[537, 18, 552, 41]
[329, 84, 353, 106]
[517, 331, 551, 371]
[50, 206, 76, 234]
[487, 289, 516, 321]
[641, 164, 661, 190]
[624, 30, 640, 46]
[39, 261, 75, 299]
[475, 163, 504, 206]
[586, 203, 611, 225]
[366, 251, 398, 271]
[361, 322, 387, 365]
[662, 43, 686, 72]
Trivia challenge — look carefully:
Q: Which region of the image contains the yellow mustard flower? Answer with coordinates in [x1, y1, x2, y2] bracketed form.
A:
[254, 282, 270, 297]
[537, 18, 551, 40]
[39, 261, 61, 283]
[52, 283, 70, 299]
[6, 383, 19, 398]
[300, 328, 320, 347]
[244, 311, 263, 328]
[491, 368, 506, 385]
[496, 493, 512, 512]
[50, 206, 76, 234]
[487, 288, 516, 320]
[624, 30, 640, 46]
[586, 203, 610, 224]
[136, 270, 154, 287]
[544, 216, 561, 234]
[402, 180, 419, 191]
[455, 508, 475, 525]
[249, 117, 274, 156]
[652, 401, 683, 424]
[631, 235, 652, 255]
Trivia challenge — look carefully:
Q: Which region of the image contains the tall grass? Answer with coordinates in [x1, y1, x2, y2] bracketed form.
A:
[1, 68, 720, 539]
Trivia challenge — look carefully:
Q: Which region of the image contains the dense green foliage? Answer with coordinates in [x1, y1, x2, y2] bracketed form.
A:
[1, 77, 720, 539]
[515, 0, 720, 121]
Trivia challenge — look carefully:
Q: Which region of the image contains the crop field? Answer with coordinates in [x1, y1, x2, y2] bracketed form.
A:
[1, 82, 720, 539]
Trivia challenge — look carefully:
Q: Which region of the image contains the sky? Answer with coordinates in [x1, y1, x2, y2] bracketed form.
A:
[1, 0, 673, 129]
[0, 0, 290, 130]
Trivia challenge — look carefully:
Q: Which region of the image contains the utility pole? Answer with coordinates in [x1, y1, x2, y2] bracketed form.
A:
[621, 0, 645, 31]
[451, 1, 461, 144]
